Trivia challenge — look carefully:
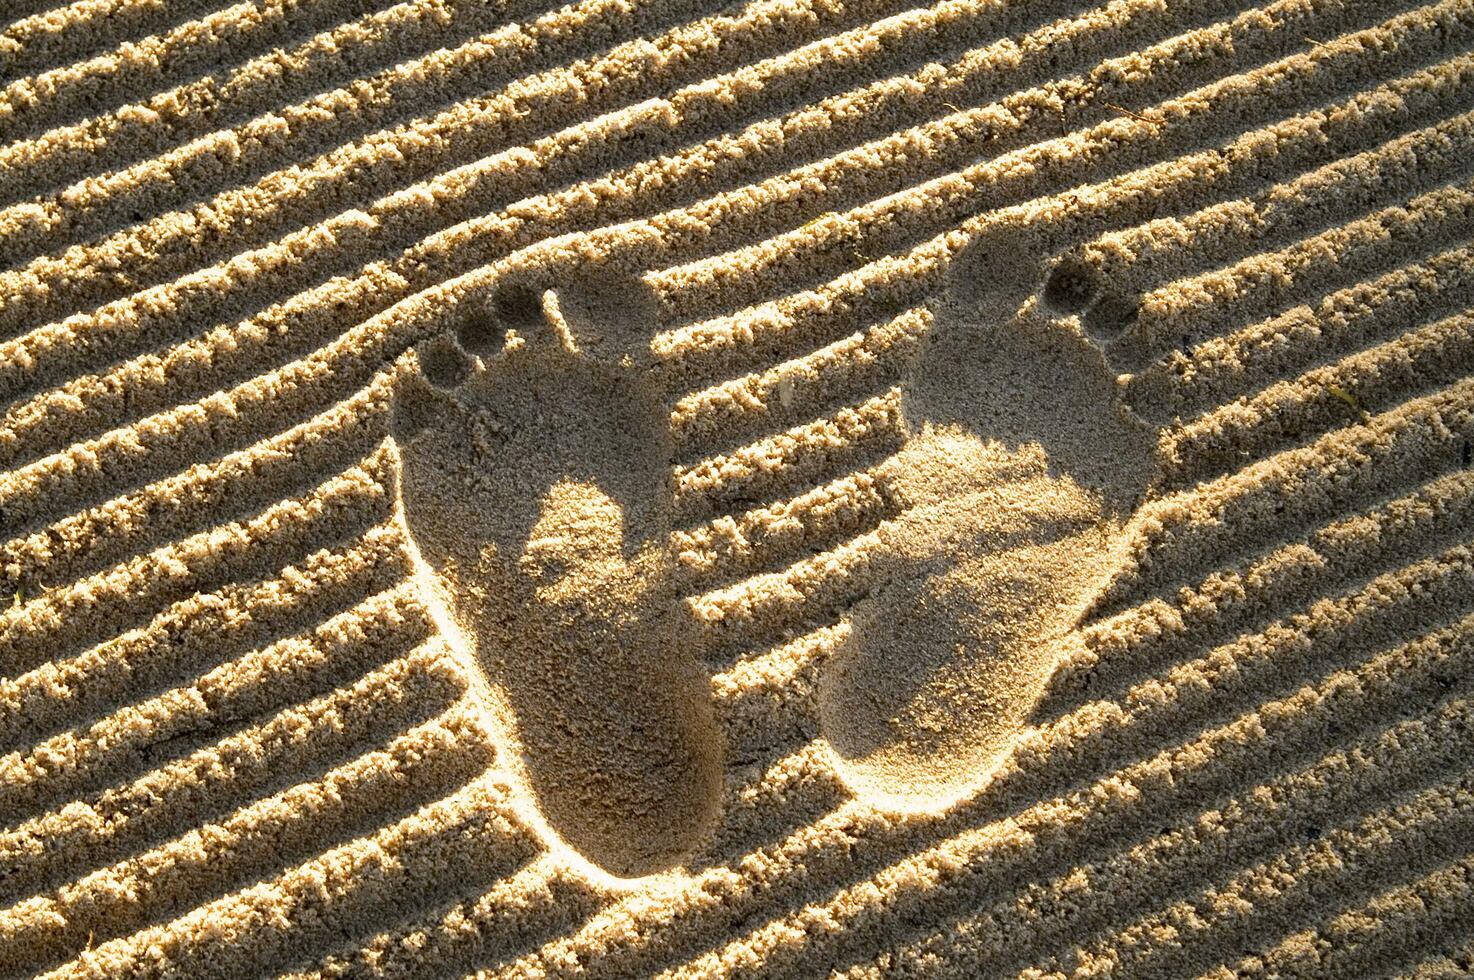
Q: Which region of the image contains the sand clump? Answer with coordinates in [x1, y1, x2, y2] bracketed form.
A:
[1, 0, 1473, 975]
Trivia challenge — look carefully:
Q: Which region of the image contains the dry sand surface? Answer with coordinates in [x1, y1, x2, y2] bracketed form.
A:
[2, 0, 1474, 975]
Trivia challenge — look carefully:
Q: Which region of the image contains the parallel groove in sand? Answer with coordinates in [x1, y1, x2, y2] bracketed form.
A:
[504, 611, 1474, 977]
[0, 0, 639, 207]
[1, 0, 1472, 974]
[0, 0, 1443, 396]
[4, 4, 1465, 555]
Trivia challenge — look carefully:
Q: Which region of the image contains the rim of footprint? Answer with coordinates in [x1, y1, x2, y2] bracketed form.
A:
[386, 236, 1162, 879]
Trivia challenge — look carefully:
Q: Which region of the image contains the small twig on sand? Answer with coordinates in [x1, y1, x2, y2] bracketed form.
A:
[1325, 382, 1371, 422]
[1106, 103, 1160, 127]
[798, 210, 840, 235]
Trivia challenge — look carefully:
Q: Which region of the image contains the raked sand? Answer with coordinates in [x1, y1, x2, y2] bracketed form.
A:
[2, 0, 1474, 975]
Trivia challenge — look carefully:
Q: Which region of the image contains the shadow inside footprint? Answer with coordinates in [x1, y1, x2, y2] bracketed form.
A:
[389, 269, 721, 878]
[819, 228, 1158, 810]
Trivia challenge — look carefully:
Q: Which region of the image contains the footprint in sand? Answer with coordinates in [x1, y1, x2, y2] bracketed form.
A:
[387, 268, 721, 878]
[820, 227, 1160, 810]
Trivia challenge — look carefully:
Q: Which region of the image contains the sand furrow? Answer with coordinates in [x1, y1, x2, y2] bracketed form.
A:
[673, 464, 896, 591]
[1055, 776, 1474, 979]
[673, 388, 905, 518]
[0, 0, 547, 208]
[1052, 467, 1474, 710]
[36, 781, 538, 980]
[1131, 242, 1474, 423]
[708, 538, 1474, 865]
[671, 305, 927, 452]
[0, 0, 114, 33]
[0, 312, 408, 537]
[0, 452, 391, 675]
[690, 529, 885, 658]
[1164, 310, 1474, 487]
[0, 0, 919, 342]
[0, 270, 407, 473]
[1, 695, 487, 975]
[699, 493, 1474, 700]
[967, 772, 1474, 980]
[0, 0, 742, 258]
[0, 0, 1455, 511]
[1, 0, 1441, 417]
[1221, 857, 1474, 980]
[0, 0, 1196, 453]
[864, 623, 1474, 977]
[0, 0, 224, 82]
[715, 694, 1474, 977]
[0, 524, 404, 753]
[1131, 177, 1474, 356]
[705, 741, 853, 868]
[710, 623, 839, 762]
[996, 705, 1474, 978]
[0, 630, 455, 906]
[282, 857, 601, 980]
[0, 0, 393, 142]
[1396, 935, 1474, 980]
[0, 387, 389, 594]
[1064, 108, 1474, 299]
[655, 38, 1474, 382]
[1045, 547, 1474, 794]
[840, 711, 1467, 974]
[0, 580, 435, 821]
[898, 585, 1474, 891]
[651, 2, 1474, 320]
[995, 615, 1474, 837]
[1104, 375, 1474, 610]
[505, 609, 1474, 977]
[4, 0, 1471, 971]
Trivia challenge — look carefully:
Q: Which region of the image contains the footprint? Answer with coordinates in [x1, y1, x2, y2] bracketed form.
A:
[819, 227, 1159, 810]
[387, 267, 722, 878]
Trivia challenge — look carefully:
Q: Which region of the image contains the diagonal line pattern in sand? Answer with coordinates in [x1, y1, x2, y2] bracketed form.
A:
[1, 0, 1473, 976]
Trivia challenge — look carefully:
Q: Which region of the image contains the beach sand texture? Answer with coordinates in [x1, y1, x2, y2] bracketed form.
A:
[2, 0, 1474, 975]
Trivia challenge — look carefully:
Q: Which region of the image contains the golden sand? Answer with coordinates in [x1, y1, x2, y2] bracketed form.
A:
[1, 0, 1473, 975]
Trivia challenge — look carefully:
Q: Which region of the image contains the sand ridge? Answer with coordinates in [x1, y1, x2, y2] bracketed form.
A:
[0, 0, 1472, 975]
